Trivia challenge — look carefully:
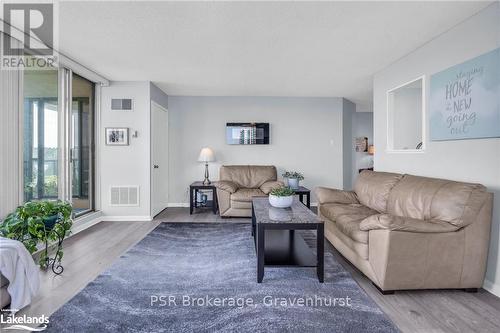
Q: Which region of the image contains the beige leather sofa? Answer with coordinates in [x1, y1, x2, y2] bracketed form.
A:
[215, 165, 283, 217]
[315, 171, 493, 293]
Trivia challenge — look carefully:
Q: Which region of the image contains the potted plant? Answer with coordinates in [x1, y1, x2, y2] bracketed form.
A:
[0, 200, 73, 274]
[269, 186, 295, 208]
[282, 171, 304, 190]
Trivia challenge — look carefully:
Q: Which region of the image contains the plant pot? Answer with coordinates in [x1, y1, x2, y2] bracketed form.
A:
[283, 177, 289, 187]
[269, 194, 294, 208]
[287, 178, 299, 190]
[43, 215, 58, 230]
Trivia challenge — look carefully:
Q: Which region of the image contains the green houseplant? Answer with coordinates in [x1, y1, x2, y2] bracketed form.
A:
[0, 200, 73, 274]
[282, 171, 304, 190]
[269, 186, 295, 208]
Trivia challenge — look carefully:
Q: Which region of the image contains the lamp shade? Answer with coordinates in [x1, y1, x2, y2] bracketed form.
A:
[198, 147, 215, 162]
[368, 145, 375, 155]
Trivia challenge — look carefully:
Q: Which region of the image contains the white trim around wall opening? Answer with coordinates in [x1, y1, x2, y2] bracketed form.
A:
[386, 75, 427, 154]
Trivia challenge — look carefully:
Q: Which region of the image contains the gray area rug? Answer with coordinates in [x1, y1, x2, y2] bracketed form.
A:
[46, 223, 399, 332]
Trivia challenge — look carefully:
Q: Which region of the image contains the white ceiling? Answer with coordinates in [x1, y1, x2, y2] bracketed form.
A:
[58, 1, 492, 112]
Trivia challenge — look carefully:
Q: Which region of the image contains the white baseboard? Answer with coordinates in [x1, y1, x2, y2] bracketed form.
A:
[100, 215, 153, 222]
[71, 211, 103, 234]
[483, 279, 500, 297]
[167, 203, 189, 208]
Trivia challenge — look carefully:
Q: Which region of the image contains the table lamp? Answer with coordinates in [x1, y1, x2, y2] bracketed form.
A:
[198, 147, 216, 185]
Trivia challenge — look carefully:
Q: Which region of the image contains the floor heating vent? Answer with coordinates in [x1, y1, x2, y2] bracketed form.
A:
[110, 186, 139, 206]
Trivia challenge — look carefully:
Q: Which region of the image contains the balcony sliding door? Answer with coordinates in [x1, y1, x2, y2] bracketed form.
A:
[71, 74, 95, 216]
[22, 70, 95, 217]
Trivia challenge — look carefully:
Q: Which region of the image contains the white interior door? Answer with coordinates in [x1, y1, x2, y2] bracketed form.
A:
[151, 102, 169, 217]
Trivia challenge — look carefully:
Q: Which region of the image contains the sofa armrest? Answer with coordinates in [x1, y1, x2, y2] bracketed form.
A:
[260, 181, 284, 194]
[314, 187, 359, 205]
[214, 180, 239, 194]
[360, 214, 459, 233]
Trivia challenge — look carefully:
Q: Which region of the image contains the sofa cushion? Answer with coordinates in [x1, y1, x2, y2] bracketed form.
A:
[387, 175, 447, 220]
[360, 214, 459, 233]
[220, 165, 277, 189]
[387, 174, 488, 228]
[315, 187, 359, 205]
[320, 203, 378, 244]
[326, 221, 369, 259]
[260, 181, 284, 194]
[214, 180, 239, 194]
[354, 171, 403, 212]
[431, 182, 487, 228]
[336, 215, 370, 244]
[320, 203, 378, 221]
[231, 188, 266, 202]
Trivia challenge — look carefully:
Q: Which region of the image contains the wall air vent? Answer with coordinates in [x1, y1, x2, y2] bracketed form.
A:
[110, 186, 139, 206]
[111, 98, 133, 111]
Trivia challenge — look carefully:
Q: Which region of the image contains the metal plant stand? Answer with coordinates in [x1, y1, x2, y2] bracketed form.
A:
[43, 219, 66, 275]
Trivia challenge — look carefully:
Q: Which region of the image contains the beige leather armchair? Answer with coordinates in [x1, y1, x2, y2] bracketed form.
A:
[315, 171, 493, 293]
[215, 165, 283, 217]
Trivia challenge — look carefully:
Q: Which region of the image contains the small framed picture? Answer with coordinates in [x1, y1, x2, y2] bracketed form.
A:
[105, 128, 129, 146]
[355, 137, 368, 152]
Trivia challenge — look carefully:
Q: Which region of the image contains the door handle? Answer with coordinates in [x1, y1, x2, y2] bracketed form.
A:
[153, 165, 159, 169]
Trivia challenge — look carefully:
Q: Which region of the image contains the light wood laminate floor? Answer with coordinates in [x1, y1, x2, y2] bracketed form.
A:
[9, 208, 500, 333]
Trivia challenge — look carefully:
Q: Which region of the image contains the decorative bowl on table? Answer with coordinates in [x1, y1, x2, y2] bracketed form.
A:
[268, 187, 295, 208]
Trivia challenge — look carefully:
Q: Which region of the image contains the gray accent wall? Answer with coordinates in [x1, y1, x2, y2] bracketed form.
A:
[167, 96, 352, 204]
[352, 112, 373, 188]
[150, 82, 169, 109]
[342, 99, 355, 189]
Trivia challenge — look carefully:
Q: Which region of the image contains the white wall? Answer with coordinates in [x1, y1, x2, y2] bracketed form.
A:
[391, 87, 422, 150]
[167, 96, 348, 204]
[100, 82, 152, 219]
[373, 3, 500, 295]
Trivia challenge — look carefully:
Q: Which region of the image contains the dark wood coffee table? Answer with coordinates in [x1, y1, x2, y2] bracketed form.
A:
[251, 197, 324, 283]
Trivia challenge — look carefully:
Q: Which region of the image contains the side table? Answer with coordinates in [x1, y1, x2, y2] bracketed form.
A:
[189, 182, 218, 215]
[293, 186, 311, 209]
